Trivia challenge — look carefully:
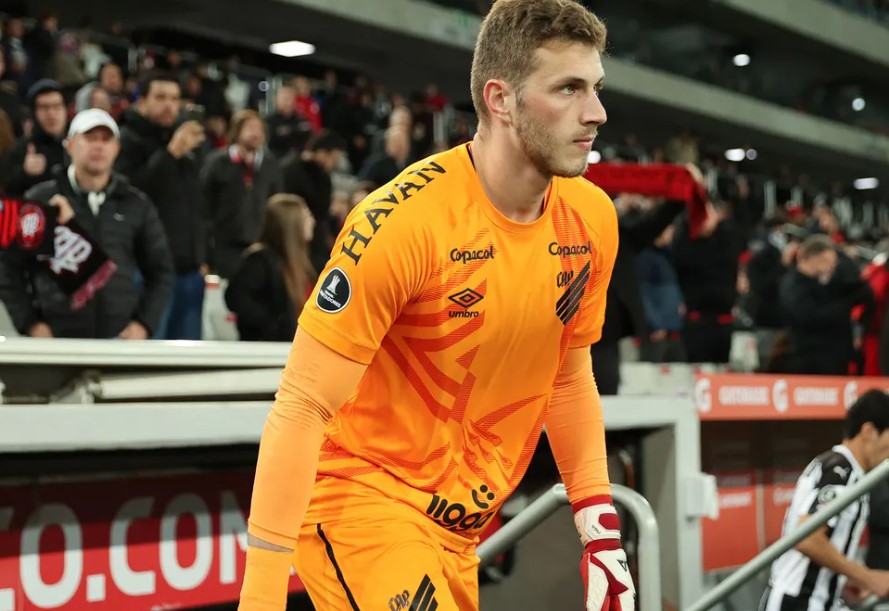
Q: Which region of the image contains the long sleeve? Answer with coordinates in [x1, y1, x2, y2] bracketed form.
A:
[619, 200, 685, 252]
[0, 249, 40, 334]
[247, 328, 368, 547]
[545, 346, 611, 505]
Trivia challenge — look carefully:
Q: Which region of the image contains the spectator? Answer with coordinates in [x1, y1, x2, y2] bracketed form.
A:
[592, 194, 685, 394]
[0, 109, 173, 338]
[292, 76, 321, 133]
[316, 69, 350, 139]
[202, 110, 282, 279]
[636, 223, 686, 363]
[746, 217, 796, 366]
[0, 79, 67, 197]
[780, 234, 872, 375]
[0, 48, 25, 137]
[673, 201, 742, 363]
[266, 84, 312, 158]
[857, 241, 889, 376]
[280, 130, 347, 273]
[87, 87, 112, 114]
[224, 194, 316, 341]
[24, 12, 60, 89]
[424, 82, 448, 112]
[116, 71, 207, 340]
[1, 18, 29, 90]
[359, 126, 411, 187]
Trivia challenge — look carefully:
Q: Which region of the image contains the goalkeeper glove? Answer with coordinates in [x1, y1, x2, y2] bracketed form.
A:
[574, 496, 636, 611]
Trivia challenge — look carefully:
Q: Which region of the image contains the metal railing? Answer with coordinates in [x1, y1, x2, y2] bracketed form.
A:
[688, 459, 889, 611]
[477, 483, 661, 611]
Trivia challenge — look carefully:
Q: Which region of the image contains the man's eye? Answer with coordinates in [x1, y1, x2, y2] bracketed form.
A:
[561, 85, 576, 95]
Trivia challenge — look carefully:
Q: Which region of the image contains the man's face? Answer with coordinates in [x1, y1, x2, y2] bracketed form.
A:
[511, 42, 607, 178]
[804, 249, 838, 283]
[863, 425, 889, 471]
[35, 92, 67, 137]
[237, 118, 265, 152]
[100, 65, 123, 93]
[275, 87, 295, 116]
[67, 128, 119, 176]
[89, 88, 112, 113]
[141, 81, 181, 128]
[317, 149, 343, 174]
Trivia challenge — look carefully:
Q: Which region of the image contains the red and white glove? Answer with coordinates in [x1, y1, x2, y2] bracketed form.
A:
[574, 496, 636, 611]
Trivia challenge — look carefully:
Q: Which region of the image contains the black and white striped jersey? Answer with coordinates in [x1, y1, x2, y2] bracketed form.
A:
[762, 445, 869, 611]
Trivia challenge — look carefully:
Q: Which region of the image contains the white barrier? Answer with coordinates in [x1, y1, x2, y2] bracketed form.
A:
[0, 338, 710, 610]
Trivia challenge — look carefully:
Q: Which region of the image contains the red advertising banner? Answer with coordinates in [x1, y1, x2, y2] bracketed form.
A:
[0, 471, 305, 611]
[694, 373, 889, 420]
[701, 471, 760, 570]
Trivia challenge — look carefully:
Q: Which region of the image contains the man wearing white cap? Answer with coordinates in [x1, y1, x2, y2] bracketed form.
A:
[0, 108, 174, 339]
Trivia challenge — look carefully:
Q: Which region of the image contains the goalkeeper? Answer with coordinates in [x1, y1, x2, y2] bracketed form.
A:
[239, 0, 634, 609]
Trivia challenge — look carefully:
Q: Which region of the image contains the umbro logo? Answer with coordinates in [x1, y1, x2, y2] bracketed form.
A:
[556, 262, 591, 325]
[448, 288, 484, 319]
[449, 288, 483, 309]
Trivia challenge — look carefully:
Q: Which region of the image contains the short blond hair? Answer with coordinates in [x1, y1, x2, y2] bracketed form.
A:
[471, 0, 607, 124]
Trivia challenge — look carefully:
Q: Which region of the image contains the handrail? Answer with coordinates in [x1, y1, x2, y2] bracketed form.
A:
[477, 483, 661, 611]
[857, 594, 887, 611]
[688, 459, 889, 611]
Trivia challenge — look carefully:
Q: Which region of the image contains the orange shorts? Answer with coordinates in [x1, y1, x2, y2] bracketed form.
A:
[294, 477, 481, 611]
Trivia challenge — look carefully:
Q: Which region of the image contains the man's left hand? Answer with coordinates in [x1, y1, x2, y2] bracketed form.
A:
[575, 497, 636, 611]
[119, 321, 149, 340]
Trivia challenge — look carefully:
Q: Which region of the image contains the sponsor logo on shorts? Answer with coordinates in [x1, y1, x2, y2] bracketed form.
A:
[447, 288, 484, 319]
[425, 485, 497, 532]
[316, 267, 351, 313]
[449, 244, 494, 265]
[388, 589, 410, 611]
[549, 241, 592, 257]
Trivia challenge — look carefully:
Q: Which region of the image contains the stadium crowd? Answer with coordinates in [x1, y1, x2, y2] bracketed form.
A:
[0, 11, 888, 382]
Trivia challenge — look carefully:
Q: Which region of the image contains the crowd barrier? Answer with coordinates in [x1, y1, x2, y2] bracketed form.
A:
[1, 339, 883, 610]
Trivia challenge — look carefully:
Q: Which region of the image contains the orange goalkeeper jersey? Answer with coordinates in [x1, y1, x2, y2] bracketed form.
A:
[297, 143, 618, 542]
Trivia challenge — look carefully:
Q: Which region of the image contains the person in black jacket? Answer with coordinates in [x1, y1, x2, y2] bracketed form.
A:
[780, 234, 873, 375]
[0, 48, 25, 138]
[202, 110, 283, 279]
[280, 130, 347, 273]
[591, 194, 686, 394]
[115, 71, 206, 340]
[0, 109, 173, 338]
[224, 194, 316, 341]
[745, 217, 797, 367]
[0, 79, 67, 197]
[673, 201, 743, 363]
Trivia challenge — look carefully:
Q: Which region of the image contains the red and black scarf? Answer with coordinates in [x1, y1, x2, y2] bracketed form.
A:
[0, 198, 116, 310]
[584, 163, 709, 238]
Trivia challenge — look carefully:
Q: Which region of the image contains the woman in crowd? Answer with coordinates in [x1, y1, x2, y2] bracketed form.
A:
[224, 193, 316, 341]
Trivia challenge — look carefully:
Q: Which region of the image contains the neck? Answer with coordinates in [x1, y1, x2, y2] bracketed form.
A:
[842, 438, 869, 471]
[471, 128, 550, 223]
[74, 167, 111, 192]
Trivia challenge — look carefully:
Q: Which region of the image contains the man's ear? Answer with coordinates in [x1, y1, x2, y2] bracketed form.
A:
[483, 79, 515, 126]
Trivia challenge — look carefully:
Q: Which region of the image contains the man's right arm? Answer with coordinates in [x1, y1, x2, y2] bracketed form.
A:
[239, 329, 367, 610]
[115, 132, 178, 194]
[796, 519, 889, 597]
